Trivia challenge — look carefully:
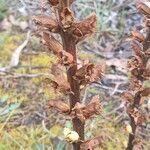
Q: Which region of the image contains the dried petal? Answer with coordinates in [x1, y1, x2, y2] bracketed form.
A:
[74, 63, 103, 85]
[71, 13, 96, 42]
[49, 64, 71, 94]
[61, 7, 74, 29]
[122, 92, 134, 103]
[49, 100, 70, 113]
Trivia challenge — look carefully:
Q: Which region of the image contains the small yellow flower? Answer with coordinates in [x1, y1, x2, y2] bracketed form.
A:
[63, 127, 79, 143]
[125, 124, 132, 134]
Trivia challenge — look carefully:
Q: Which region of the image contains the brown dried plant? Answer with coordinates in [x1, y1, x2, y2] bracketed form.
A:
[33, 0, 104, 149]
[122, 1, 150, 150]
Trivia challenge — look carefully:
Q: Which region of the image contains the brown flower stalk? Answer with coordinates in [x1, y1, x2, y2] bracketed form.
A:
[33, 0, 104, 149]
[123, 2, 150, 150]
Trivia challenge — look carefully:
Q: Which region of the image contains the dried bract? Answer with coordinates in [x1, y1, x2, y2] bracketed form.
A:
[49, 100, 70, 113]
[32, 15, 59, 32]
[42, 32, 63, 55]
[74, 63, 103, 85]
[71, 13, 96, 42]
[131, 40, 144, 56]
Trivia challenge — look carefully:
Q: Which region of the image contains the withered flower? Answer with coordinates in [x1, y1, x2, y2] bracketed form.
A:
[49, 99, 70, 113]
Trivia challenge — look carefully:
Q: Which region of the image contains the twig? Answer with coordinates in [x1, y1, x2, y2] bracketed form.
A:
[0, 73, 50, 79]
[110, 83, 121, 96]
[10, 31, 31, 67]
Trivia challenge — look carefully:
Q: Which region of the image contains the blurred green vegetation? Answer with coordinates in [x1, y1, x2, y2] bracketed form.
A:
[0, 0, 7, 21]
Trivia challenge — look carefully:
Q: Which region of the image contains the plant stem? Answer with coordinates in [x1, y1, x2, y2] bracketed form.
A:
[126, 29, 150, 150]
[60, 31, 84, 150]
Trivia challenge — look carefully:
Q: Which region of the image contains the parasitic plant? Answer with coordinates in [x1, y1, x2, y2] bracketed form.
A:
[122, 1, 150, 150]
[33, 0, 104, 149]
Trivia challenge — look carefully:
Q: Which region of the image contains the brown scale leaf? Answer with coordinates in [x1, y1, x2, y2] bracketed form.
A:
[122, 91, 134, 103]
[42, 33, 74, 65]
[48, 64, 71, 94]
[42, 32, 63, 55]
[71, 13, 96, 42]
[80, 136, 103, 150]
[60, 7, 74, 29]
[137, 2, 150, 17]
[49, 100, 70, 113]
[32, 15, 59, 32]
[51, 75, 71, 94]
[131, 40, 144, 56]
[131, 30, 145, 43]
